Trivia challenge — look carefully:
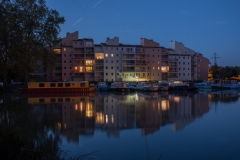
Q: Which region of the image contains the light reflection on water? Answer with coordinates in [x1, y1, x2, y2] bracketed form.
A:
[1, 90, 240, 160]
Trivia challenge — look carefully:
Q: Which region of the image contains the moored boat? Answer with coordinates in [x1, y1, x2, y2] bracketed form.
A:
[109, 82, 130, 93]
[19, 81, 96, 93]
[158, 82, 169, 91]
[97, 82, 109, 92]
[211, 79, 238, 89]
[137, 82, 159, 92]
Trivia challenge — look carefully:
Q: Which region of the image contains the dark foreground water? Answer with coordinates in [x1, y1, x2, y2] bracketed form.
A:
[0, 90, 240, 160]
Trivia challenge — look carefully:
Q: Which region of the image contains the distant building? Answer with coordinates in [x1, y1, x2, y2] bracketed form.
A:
[47, 32, 209, 82]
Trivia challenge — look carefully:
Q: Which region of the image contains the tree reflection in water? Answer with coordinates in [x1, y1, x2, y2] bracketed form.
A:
[0, 95, 64, 159]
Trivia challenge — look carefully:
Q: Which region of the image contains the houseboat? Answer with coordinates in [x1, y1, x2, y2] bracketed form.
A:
[211, 79, 238, 89]
[19, 81, 96, 93]
[109, 82, 130, 93]
[158, 82, 169, 91]
[137, 82, 159, 92]
[168, 80, 188, 91]
[97, 82, 109, 92]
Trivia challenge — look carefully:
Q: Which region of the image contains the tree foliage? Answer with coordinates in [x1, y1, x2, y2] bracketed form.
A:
[0, 0, 65, 86]
[211, 65, 240, 79]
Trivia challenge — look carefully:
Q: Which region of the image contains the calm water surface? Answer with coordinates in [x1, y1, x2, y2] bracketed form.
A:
[1, 90, 240, 160]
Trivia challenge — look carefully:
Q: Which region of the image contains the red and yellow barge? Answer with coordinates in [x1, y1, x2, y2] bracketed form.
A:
[19, 81, 96, 93]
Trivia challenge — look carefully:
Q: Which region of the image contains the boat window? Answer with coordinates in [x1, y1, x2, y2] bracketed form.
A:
[50, 83, 56, 87]
[50, 98, 56, 102]
[39, 99, 45, 103]
[65, 98, 70, 102]
[58, 83, 63, 87]
[39, 83, 44, 87]
[65, 83, 70, 87]
[58, 98, 63, 102]
[80, 83, 85, 87]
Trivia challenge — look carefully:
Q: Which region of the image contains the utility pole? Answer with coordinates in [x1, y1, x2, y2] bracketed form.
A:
[212, 52, 221, 65]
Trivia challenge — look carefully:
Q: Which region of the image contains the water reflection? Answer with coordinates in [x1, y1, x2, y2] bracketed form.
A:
[24, 90, 239, 140]
[0, 90, 239, 158]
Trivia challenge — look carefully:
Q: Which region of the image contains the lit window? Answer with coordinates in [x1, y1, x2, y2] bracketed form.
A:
[63, 48, 66, 51]
[158, 67, 160, 70]
[111, 54, 113, 57]
[153, 67, 155, 70]
[105, 53, 108, 57]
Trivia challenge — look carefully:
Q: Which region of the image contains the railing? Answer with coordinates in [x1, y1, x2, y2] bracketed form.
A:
[95, 63, 104, 66]
[122, 57, 135, 60]
[122, 69, 135, 72]
[74, 57, 84, 60]
[122, 63, 135, 66]
[136, 63, 147, 65]
[135, 69, 146, 72]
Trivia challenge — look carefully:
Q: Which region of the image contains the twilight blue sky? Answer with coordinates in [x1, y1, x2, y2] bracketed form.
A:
[46, 0, 240, 66]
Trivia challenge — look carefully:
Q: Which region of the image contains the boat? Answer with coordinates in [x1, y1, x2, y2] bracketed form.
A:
[97, 82, 109, 92]
[136, 82, 159, 92]
[194, 81, 212, 90]
[158, 82, 169, 91]
[109, 82, 130, 93]
[185, 82, 198, 91]
[211, 79, 238, 89]
[128, 83, 137, 92]
[19, 81, 96, 93]
[168, 81, 188, 91]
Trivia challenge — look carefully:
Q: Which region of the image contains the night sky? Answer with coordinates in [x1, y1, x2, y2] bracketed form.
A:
[46, 0, 240, 66]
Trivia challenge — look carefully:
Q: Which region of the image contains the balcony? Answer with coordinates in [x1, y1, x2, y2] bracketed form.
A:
[169, 58, 178, 61]
[74, 57, 84, 60]
[95, 62, 104, 66]
[135, 57, 146, 60]
[135, 69, 146, 72]
[95, 69, 104, 72]
[74, 51, 84, 54]
[122, 63, 135, 66]
[136, 63, 147, 66]
[122, 69, 135, 72]
[122, 57, 135, 60]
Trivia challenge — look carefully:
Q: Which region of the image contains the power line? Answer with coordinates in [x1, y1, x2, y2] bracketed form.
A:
[212, 52, 221, 65]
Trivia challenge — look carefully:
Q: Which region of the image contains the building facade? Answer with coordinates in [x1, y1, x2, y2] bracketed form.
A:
[48, 32, 209, 82]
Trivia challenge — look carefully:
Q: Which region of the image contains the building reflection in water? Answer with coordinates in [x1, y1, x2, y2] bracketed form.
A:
[26, 91, 217, 142]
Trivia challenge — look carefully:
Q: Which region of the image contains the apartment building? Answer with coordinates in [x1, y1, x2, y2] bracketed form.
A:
[48, 31, 209, 82]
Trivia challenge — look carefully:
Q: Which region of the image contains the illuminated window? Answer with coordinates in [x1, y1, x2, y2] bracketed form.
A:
[153, 67, 155, 70]
[105, 115, 108, 123]
[111, 54, 113, 57]
[105, 53, 108, 57]
[158, 67, 160, 70]
[63, 48, 66, 51]
[53, 48, 61, 53]
[111, 114, 114, 123]
[86, 60, 93, 65]
[86, 67, 93, 72]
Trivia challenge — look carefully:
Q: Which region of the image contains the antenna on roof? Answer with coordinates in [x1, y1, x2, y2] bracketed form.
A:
[212, 52, 221, 65]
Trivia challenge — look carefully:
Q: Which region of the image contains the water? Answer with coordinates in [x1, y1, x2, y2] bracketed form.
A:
[0, 90, 240, 160]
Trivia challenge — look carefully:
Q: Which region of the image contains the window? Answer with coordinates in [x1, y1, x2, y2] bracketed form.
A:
[111, 54, 113, 57]
[39, 83, 44, 87]
[50, 83, 56, 87]
[64, 54, 66, 57]
[64, 48, 66, 51]
[64, 67, 66, 69]
[106, 73, 108, 75]
[58, 83, 63, 87]
[65, 83, 70, 87]
[117, 60, 118, 63]
[80, 83, 85, 87]
[105, 53, 108, 57]
[106, 60, 108, 63]
[111, 73, 114, 75]
[111, 66, 113, 69]
[111, 60, 113, 63]
[106, 66, 108, 69]
[64, 61, 66, 63]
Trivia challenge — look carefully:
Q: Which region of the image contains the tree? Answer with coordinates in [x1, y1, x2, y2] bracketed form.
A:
[0, 0, 65, 87]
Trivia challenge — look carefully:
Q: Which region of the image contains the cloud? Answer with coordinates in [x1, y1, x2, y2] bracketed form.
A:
[92, 0, 103, 9]
[71, 17, 83, 28]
